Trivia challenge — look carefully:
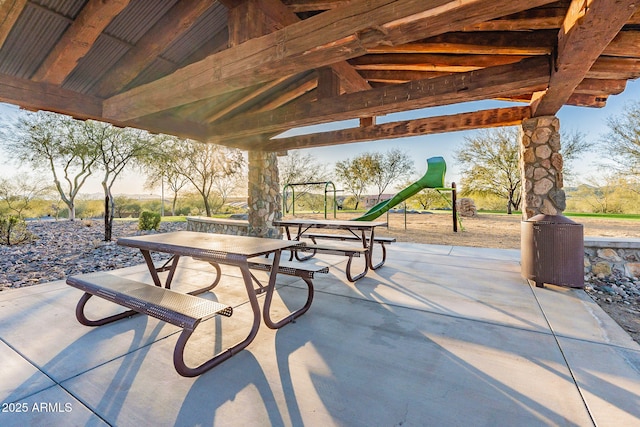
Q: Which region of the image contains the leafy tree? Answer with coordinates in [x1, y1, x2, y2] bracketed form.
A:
[1, 111, 99, 220]
[370, 148, 414, 203]
[456, 127, 590, 214]
[335, 153, 378, 210]
[601, 101, 640, 178]
[456, 127, 522, 214]
[0, 173, 48, 218]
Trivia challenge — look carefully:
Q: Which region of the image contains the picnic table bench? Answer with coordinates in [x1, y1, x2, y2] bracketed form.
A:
[274, 219, 391, 282]
[66, 231, 325, 377]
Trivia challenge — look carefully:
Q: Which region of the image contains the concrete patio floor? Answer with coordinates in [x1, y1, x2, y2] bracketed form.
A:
[1, 242, 639, 426]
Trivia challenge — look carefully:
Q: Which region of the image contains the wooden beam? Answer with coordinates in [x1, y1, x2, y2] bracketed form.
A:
[565, 93, 608, 108]
[249, 0, 372, 92]
[204, 77, 289, 123]
[0, 73, 102, 120]
[574, 78, 626, 95]
[586, 56, 640, 79]
[103, 0, 557, 121]
[0, 0, 27, 49]
[366, 31, 556, 56]
[317, 67, 340, 99]
[31, 0, 130, 85]
[94, 0, 213, 97]
[281, 0, 349, 12]
[360, 69, 450, 83]
[252, 75, 318, 112]
[250, 106, 532, 151]
[350, 53, 529, 72]
[603, 30, 640, 57]
[461, 6, 566, 31]
[207, 56, 551, 141]
[532, 0, 640, 117]
[0, 73, 210, 140]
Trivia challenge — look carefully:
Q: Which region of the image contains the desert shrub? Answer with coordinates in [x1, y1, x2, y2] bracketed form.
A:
[138, 211, 161, 231]
[0, 215, 35, 245]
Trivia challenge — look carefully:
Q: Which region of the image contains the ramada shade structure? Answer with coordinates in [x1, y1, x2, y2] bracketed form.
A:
[1, 0, 639, 150]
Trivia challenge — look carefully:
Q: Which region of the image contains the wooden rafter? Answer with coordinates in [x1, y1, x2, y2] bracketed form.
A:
[252, 74, 318, 112]
[587, 56, 640, 79]
[281, 0, 350, 12]
[207, 56, 551, 142]
[94, 0, 213, 98]
[531, 0, 640, 117]
[204, 77, 290, 123]
[31, 0, 130, 85]
[0, 0, 27, 49]
[0, 73, 102, 119]
[603, 30, 640, 58]
[231, 0, 371, 93]
[258, 106, 532, 151]
[103, 0, 557, 122]
[461, 6, 566, 31]
[366, 31, 556, 56]
[350, 53, 529, 72]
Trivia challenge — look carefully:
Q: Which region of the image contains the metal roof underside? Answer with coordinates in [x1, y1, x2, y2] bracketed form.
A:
[0, 0, 639, 151]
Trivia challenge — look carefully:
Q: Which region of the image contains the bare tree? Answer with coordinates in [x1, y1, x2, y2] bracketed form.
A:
[1, 111, 99, 220]
[370, 148, 415, 203]
[279, 152, 330, 213]
[142, 137, 192, 216]
[601, 101, 640, 178]
[85, 121, 159, 240]
[171, 141, 245, 217]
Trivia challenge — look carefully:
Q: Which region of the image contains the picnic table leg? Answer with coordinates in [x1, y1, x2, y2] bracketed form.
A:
[173, 259, 262, 377]
[75, 293, 138, 326]
[262, 250, 314, 329]
[345, 253, 369, 282]
[367, 228, 387, 270]
[189, 262, 222, 296]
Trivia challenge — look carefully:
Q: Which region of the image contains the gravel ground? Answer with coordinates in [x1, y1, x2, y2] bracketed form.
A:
[0, 219, 185, 290]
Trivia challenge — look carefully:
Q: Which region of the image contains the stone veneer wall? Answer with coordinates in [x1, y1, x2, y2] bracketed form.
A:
[186, 216, 249, 236]
[247, 150, 282, 239]
[584, 238, 640, 280]
[520, 116, 566, 220]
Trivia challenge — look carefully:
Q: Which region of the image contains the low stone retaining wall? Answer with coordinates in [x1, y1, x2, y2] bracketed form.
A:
[186, 216, 249, 236]
[584, 237, 640, 280]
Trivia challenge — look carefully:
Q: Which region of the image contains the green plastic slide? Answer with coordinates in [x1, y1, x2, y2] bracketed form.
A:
[352, 156, 447, 221]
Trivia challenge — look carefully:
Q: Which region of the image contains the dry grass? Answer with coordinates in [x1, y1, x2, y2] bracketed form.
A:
[290, 211, 640, 248]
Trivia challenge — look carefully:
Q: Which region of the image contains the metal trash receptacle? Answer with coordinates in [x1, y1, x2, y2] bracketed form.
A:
[521, 214, 584, 288]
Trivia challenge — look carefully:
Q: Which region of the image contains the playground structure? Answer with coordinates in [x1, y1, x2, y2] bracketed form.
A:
[282, 157, 458, 231]
[282, 181, 338, 219]
[352, 157, 458, 231]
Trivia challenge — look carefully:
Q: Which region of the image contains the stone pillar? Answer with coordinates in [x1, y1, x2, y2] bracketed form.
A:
[248, 150, 282, 238]
[519, 116, 566, 220]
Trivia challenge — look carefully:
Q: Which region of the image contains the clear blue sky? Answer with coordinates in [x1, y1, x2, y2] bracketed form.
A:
[0, 79, 638, 195]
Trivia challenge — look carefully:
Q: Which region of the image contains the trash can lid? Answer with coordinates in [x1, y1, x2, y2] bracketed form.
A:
[525, 214, 578, 224]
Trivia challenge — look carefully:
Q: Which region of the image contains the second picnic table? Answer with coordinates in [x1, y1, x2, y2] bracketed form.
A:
[273, 218, 393, 281]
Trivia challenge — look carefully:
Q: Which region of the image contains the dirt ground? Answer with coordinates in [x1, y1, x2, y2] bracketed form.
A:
[292, 211, 640, 345]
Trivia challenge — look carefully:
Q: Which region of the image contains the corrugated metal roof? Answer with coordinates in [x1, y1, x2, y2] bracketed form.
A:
[0, 4, 69, 79]
[161, 2, 228, 64]
[105, 0, 178, 45]
[126, 58, 177, 90]
[62, 35, 129, 93]
[34, 0, 86, 18]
